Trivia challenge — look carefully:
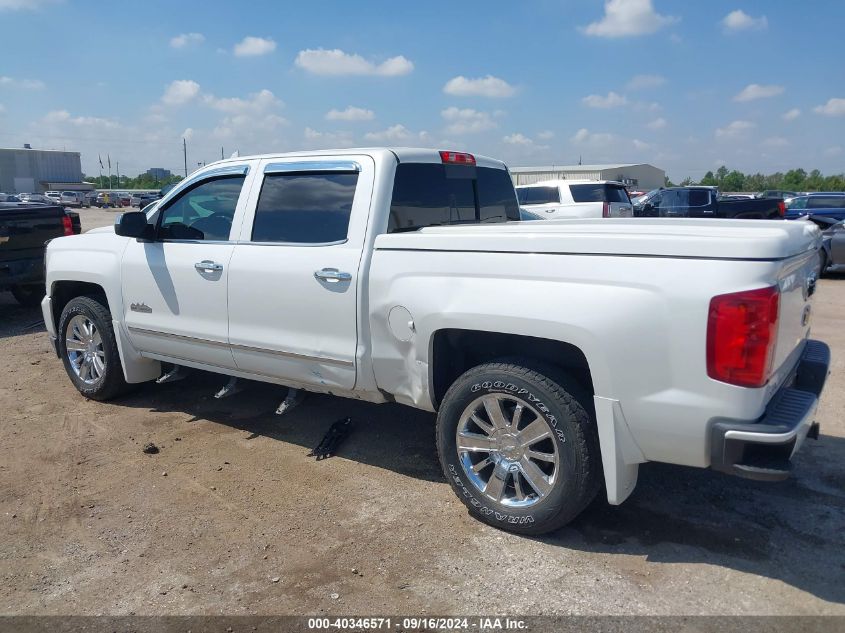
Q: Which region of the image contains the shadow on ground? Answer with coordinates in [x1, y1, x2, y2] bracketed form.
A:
[4, 292, 844, 604]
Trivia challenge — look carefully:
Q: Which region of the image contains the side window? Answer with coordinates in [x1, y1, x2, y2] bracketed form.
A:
[158, 176, 245, 241]
[477, 167, 520, 222]
[251, 172, 358, 244]
[688, 190, 711, 207]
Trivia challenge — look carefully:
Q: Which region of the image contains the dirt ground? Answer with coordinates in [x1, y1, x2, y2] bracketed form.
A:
[1, 207, 844, 615]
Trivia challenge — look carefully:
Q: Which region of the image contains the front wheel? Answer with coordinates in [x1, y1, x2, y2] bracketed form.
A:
[58, 296, 131, 400]
[436, 361, 601, 535]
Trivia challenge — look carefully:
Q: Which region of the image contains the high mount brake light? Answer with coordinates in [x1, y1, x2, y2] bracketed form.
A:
[439, 151, 476, 166]
[706, 286, 780, 388]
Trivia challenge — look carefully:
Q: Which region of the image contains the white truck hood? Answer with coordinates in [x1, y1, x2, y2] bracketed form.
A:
[375, 218, 820, 261]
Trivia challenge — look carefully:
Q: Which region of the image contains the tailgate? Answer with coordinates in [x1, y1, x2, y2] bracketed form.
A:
[0, 205, 67, 261]
[772, 248, 818, 377]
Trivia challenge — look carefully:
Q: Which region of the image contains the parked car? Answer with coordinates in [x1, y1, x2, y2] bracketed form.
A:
[803, 215, 845, 275]
[18, 193, 55, 204]
[60, 191, 84, 208]
[130, 192, 158, 208]
[95, 192, 121, 208]
[516, 180, 633, 219]
[115, 192, 131, 207]
[1, 201, 77, 306]
[634, 186, 785, 218]
[757, 190, 798, 200]
[41, 148, 828, 535]
[45, 191, 62, 203]
[0, 193, 22, 203]
[785, 193, 845, 221]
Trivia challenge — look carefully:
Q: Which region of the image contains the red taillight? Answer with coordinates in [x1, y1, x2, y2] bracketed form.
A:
[602, 201, 610, 218]
[706, 286, 780, 388]
[62, 215, 74, 236]
[439, 150, 476, 166]
[778, 200, 786, 217]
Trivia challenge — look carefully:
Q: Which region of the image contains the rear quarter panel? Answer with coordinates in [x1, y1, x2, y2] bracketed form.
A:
[369, 246, 799, 468]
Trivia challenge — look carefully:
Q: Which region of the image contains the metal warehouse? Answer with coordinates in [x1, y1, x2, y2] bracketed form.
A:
[0, 145, 92, 194]
[509, 163, 665, 191]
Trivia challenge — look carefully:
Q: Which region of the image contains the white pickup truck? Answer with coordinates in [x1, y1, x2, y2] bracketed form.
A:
[41, 148, 830, 534]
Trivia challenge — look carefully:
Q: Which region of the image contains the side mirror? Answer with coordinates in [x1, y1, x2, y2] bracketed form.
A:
[115, 212, 153, 240]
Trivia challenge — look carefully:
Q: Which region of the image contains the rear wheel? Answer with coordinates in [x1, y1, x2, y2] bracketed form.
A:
[11, 284, 44, 307]
[58, 296, 130, 400]
[436, 360, 600, 535]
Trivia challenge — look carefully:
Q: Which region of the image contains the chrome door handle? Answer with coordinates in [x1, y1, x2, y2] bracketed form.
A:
[314, 268, 352, 283]
[195, 260, 224, 272]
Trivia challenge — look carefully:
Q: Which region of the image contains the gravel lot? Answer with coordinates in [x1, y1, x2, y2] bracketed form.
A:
[2, 208, 843, 615]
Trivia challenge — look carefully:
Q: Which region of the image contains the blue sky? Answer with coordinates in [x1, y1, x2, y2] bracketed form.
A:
[0, 0, 843, 181]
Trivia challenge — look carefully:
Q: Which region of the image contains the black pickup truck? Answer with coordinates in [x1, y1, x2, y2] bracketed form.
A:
[1, 202, 79, 306]
[633, 187, 785, 219]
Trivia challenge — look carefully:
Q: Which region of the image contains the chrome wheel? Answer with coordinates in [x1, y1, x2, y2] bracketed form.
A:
[456, 393, 560, 508]
[65, 315, 105, 384]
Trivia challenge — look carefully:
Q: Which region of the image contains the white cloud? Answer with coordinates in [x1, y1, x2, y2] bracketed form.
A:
[647, 117, 667, 130]
[503, 133, 533, 146]
[582, 0, 679, 38]
[582, 91, 627, 109]
[161, 79, 201, 106]
[715, 120, 756, 138]
[203, 89, 282, 114]
[441, 107, 497, 134]
[43, 109, 119, 128]
[325, 106, 375, 121]
[632, 139, 651, 151]
[363, 124, 412, 142]
[722, 10, 768, 33]
[782, 108, 801, 121]
[762, 136, 789, 148]
[443, 75, 515, 98]
[233, 36, 276, 57]
[0, 76, 45, 89]
[295, 48, 413, 77]
[824, 146, 843, 157]
[571, 128, 615, 146]
[182, 128, 194, 141]
[627, 74, 666, 90]
[304, 127, 355, 148]
[734, 83, 784, 102]
[0, 0, 60, 10]
[170, 32, 204, 49]
[537, 130, 555, 140]
[814, 98, 845, 117]
[0, 103, 6, 114]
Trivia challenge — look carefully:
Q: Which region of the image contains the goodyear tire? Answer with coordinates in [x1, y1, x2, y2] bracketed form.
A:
[436, 361, 601, 535]
[58, 295, 131, 401]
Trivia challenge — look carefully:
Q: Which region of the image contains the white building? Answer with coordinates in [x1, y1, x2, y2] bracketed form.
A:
[509, 163, 665, 191]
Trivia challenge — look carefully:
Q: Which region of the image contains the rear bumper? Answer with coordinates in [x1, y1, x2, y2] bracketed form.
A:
[0, 257, 43, 289]
[710, 339, 830, 481]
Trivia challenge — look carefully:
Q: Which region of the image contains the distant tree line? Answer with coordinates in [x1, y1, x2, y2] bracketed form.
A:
[666, 166, 845, 192]
[83, 173, 184, 190]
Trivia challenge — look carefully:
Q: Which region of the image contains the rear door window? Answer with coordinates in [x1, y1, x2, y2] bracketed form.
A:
[808, 196, 845, 209]
[252, 172, 358, 243]
[516, 186, 560, 205]
[389, 164, 519, 232]
[569, 184, 630, 203]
